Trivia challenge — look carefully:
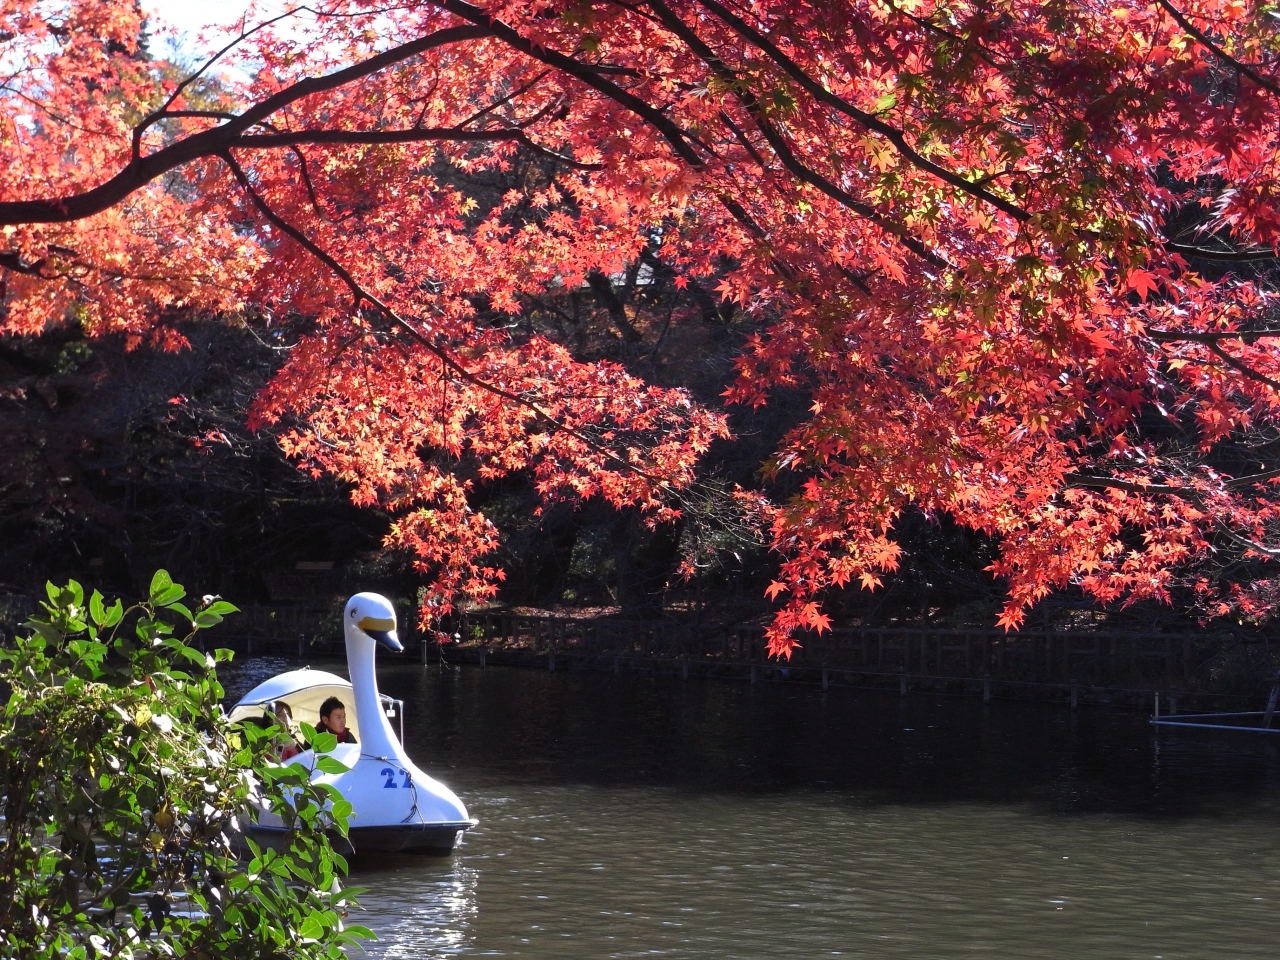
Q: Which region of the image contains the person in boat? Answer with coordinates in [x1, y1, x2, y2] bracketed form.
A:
[272, 700, 303, 761]
[315, 696, 357, 744]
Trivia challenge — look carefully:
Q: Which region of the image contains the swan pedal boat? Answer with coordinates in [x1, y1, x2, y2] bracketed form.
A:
[228, 593, 476, 855]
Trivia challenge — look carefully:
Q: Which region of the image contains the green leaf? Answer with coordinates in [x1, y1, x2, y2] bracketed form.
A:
[26, 618, 64, 646]
[299, 915, 325, 940]
[102, 599, 123, 628]
[873, 91, 898, 113]
[154, 584, 186, 606]
[314, 756, 349, 776]
[310, 732, 338, 754]
[2, 568, 363, 956]
[340, 924, 376, 942]
[193, 611, 223, 629]
[148, 569, 173, 602]
[89, 589, 106, 626]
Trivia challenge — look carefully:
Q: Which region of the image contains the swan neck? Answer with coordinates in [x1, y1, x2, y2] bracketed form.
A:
[344, 625, 401, 758]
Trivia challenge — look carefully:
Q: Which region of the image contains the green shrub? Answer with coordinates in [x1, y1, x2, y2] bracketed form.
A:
[0, 571, 370, 958]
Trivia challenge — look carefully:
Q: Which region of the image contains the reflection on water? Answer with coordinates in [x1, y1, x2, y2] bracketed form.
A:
[352, 858, 479, 958]
[223, 661, 1280, 958]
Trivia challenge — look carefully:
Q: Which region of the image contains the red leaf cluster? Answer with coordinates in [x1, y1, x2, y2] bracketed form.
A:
[3, 0, 1280, 646]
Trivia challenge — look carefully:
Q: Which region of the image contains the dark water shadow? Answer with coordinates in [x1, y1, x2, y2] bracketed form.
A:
[223, 658, 1280, 822]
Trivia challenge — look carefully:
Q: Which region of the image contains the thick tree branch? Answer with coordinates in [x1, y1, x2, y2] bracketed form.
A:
[1067, 465, 1280, 497]
[1205, 340, 1280, 391]
[233, 126, 604, 170]
[585, 271, 644, 342]
[134, 5, 306, 160]
[1216, 524, 1280, 558]
[456, 70, 550, 128]
[1065, 474, 1192, 496]
[0, 24, 491, 226]
[1150, 327, 1280, 390]
[1227, 467, 1280, 488]
[718, 109, 769, 171]
[0, 251, 50, 277]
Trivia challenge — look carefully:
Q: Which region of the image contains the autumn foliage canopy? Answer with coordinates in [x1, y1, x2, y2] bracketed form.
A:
[3, 0, 1280, 652]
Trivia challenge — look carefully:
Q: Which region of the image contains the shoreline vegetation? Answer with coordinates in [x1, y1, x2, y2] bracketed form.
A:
[0, 572, 371, 959]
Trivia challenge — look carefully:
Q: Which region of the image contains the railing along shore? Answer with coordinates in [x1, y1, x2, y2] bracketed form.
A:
[3, 595, 1277, 707]
[444, 611, 1265, 708]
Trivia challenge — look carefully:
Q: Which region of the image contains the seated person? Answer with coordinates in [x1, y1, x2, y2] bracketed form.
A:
[315, 696, 357, 744]
[272, 700, 303, 761]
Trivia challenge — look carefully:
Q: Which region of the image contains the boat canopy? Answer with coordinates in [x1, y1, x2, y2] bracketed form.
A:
[227, 667, 401, 743]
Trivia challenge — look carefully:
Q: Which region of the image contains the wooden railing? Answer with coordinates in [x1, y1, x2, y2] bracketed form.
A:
[456, 612, 1240, 692]
[2, 596, 1271, 698]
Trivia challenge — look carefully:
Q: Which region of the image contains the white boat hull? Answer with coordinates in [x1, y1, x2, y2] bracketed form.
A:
[249, 744, 476, 856]
[249, 820, 475, 856]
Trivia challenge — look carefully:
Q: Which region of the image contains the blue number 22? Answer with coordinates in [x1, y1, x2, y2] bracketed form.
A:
[380, 767, 411, 788]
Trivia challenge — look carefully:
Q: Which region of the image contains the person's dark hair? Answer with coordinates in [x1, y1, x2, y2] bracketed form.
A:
[318, 696, 345, 720]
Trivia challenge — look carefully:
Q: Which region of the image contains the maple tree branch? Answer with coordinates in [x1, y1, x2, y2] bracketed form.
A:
[0, 24, 491, 226]
[141, 6, 304, 144]
[710, 192, 806, 284]
[456, 70, 550, 128]
[1215, 524, 1280, 559]
[718, 109, 768, 170]
[1165, 241, 1278, 261]
[711, 110, 870, 291]
[1226, 467, 1280, 488]
[1022, 464, 1280, 615]
[1204, 340, 1280, 392]
[287, 147, 336, 224]
[232, 127, 604, 170]
[0, 251, 50, 278]
[1064, 474, 1193, 497]
[221, 149, 672, 488]
[642, 0, 948, 270]
[1150, 326, 1280, 391]
[221, 150, 365, 306]
[690, 0, 1033, 225]
[434, 0, 709, 167]
[1067, 463, 1280, 498]
[1155, 0, 1280, 97]
[1150, 328, 1280, 343]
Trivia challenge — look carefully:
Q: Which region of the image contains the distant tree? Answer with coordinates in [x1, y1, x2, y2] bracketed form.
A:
[3, 1, 1280, 650]
[0, 571, 369, 958]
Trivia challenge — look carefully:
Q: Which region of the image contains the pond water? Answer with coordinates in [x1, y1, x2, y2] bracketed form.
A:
[226, 660, 1280, 959]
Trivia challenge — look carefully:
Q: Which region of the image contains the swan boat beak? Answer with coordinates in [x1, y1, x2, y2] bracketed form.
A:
[358, 615, 403, 652]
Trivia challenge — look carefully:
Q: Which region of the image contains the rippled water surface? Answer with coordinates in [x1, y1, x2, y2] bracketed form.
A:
[225, 660, 1280, 958]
